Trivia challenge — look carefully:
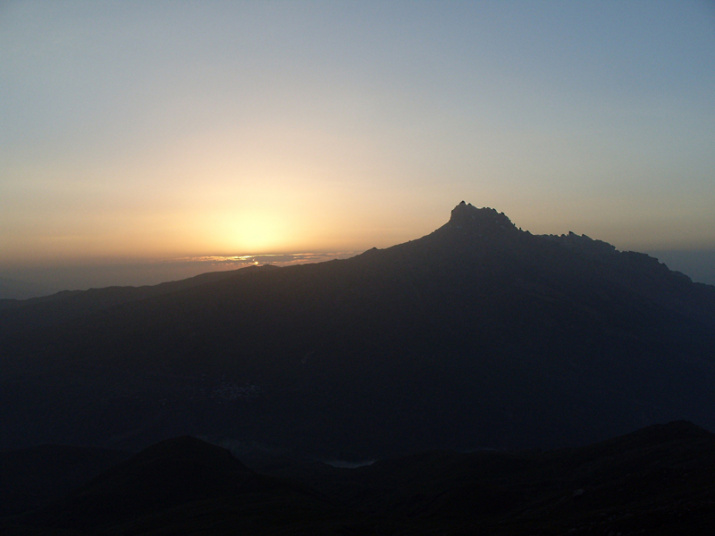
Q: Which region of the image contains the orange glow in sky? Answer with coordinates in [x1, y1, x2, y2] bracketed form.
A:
[1, 1, 714, 291]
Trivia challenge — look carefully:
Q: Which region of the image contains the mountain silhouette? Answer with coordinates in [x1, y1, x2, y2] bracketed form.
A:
[14, 436, 338, 534]
[1, 203, 714, 458]
[4, 422, 715, 535]
[284, 420, 715, 533]
[0, 444, 130, 516]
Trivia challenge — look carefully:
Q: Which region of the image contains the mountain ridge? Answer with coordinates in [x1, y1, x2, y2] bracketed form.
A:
[2, 203, 714, 459]
[4, 420, 715, 535]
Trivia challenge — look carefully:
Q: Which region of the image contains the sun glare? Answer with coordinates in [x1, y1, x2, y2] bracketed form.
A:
[217, 211, 291, 253]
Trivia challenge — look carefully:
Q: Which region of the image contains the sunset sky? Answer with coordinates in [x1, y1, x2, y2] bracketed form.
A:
[2, 1, 714, 291]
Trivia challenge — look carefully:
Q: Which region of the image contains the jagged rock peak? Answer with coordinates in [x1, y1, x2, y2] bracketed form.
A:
[448, 201, 517, 232]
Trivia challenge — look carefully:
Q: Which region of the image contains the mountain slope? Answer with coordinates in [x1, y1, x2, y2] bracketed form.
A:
[10, 436, 353, 535]
[2, 202, 714, 457]
[4, 422, 715, 535]
[308, 420, 715, 535]
[0, 444, 130, 516]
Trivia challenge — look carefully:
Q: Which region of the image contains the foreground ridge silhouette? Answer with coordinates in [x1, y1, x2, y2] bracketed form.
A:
[3, 421, 715, 535]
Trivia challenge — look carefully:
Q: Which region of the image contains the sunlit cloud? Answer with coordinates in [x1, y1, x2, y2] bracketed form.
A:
[172, 252, 360, 269]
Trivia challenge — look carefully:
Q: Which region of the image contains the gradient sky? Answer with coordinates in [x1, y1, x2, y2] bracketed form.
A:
[2, 1, 714, 290]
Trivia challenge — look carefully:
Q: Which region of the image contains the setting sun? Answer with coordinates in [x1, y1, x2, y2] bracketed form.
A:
[214, 210, 292, 254]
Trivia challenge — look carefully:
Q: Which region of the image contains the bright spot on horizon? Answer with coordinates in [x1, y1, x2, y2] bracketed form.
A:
[217, 211, 292, 254]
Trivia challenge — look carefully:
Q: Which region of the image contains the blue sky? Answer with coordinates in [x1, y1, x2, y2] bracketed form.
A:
[1, 1, 714, 291]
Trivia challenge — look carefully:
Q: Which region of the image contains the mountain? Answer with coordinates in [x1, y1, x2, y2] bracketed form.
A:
[264, 420, 715, 535]
[6, 436, 350, 535]
[0, 444, 130, 516]
[2, 202, 714, 458]
[4, 421, 715, 535]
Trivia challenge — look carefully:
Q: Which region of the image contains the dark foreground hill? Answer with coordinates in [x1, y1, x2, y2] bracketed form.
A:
[0, 444, 130, 517]
[1, 202, 714, 458]
[2, 421, 715, 535]
[2, 436, 354, 535]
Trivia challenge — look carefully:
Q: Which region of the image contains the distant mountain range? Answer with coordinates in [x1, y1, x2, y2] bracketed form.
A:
[0, 276, 56, 300]
[3, 421, 715, 535]
[2, 202, 714, 459]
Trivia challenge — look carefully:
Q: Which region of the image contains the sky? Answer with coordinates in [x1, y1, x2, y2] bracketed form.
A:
[2, 0, 714, 292]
